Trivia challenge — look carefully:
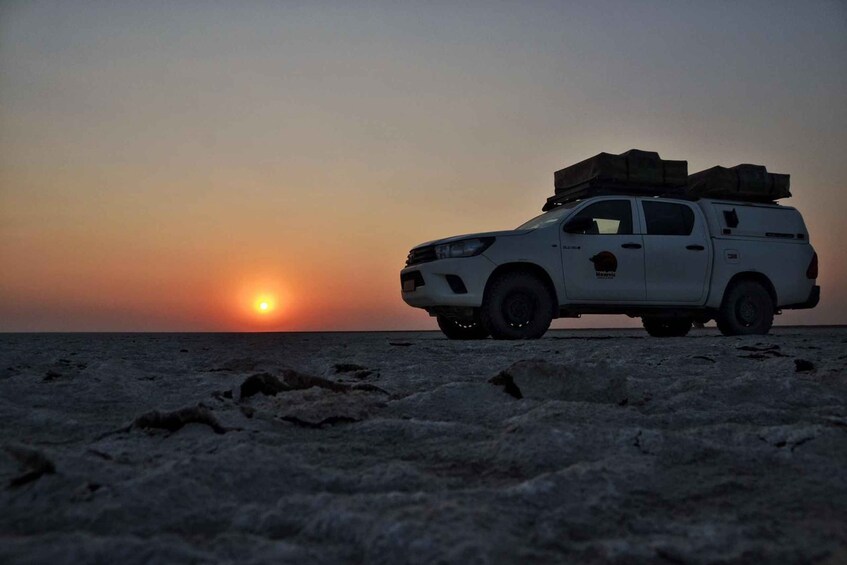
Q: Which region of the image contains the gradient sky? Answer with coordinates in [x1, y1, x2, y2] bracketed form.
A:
[1, 1, 845, 331]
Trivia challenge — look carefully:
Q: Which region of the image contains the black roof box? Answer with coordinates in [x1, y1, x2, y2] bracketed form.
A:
[544, 149, 687, 211]
[685, 164, 790, 202]
[554, 149, 688, 193]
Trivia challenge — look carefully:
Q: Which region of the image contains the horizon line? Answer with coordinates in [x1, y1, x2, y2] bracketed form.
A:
[2, 324, 845, 335]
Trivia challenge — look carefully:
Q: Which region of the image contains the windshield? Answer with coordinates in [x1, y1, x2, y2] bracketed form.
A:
[517, 202, 579, 229]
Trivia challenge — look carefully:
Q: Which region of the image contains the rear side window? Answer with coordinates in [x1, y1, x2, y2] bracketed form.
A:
[643, 201, 695, 236]
[571, 200, 633, 235]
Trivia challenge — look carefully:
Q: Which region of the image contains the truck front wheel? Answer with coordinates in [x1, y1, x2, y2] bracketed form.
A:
[717, 280, 774, 336]
[642, 317, 692, 337]
[481, 272, 553, 340]
[436, 315, 489, 340]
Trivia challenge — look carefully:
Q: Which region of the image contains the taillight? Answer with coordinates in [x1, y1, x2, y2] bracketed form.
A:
[806, 252, 818, 279]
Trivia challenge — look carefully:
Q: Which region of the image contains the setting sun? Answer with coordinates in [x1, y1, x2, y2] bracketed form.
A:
[254, 296, 275, 314]
[234, 278, 291, 328]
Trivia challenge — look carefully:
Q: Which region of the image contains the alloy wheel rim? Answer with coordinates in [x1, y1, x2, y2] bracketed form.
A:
[737, 298, 759, 326]
[503, 292, 535, 328]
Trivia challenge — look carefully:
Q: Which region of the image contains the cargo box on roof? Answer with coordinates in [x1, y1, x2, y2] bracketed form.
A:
[544, 149, 687, 211]
[554, 149, 688, 193]
[686, 164, 790, 202]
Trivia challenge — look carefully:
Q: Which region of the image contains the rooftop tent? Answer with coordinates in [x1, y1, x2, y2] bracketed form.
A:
[554, 149, 688, 193]
[544, 149, 687, 210]
[685, 164, 791, 202]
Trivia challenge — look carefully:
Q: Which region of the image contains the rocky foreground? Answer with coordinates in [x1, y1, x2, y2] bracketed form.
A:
[1, 328, 846, 564]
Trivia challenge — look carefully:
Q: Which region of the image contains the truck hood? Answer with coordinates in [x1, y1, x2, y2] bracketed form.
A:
[412, 229, 531, 250]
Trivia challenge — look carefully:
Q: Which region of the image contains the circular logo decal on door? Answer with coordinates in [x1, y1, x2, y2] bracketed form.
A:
[590, 251, 618, 279]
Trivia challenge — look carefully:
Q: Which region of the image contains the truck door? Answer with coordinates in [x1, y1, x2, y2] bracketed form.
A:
[559, 198, 646, 302]
[638, 199, 710, 303]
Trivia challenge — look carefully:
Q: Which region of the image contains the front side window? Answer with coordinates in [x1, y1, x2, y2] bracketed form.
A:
[643, 201, 695, 236]
[570, 200, 633, 235]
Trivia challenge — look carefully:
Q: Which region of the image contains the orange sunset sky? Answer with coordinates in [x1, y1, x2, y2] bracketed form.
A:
[1, 2, 845, 331]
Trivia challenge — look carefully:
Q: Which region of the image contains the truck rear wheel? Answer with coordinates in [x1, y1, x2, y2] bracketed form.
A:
[481, 272, 553, 340]
[717, 280, 774, 336]
[436, 315, 489, 340]
[642, 317, 692, 337]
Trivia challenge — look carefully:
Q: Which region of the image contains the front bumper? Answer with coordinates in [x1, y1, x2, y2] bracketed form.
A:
[400, 255, 497, 309]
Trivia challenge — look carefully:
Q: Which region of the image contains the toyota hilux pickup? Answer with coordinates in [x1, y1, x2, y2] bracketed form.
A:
[400, 195, 820, 339]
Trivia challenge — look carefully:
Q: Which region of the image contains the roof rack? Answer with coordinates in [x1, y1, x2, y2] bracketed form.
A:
[542, 182, 687, 211]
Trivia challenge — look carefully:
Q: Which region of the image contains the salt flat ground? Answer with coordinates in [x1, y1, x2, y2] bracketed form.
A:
[1, 328, 846, 564]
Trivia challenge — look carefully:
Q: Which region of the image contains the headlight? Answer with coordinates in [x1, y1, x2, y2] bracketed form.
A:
[434, 237, 494, 259]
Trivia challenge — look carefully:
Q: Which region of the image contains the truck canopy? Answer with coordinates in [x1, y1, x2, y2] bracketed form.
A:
[703, 200, 808, 241]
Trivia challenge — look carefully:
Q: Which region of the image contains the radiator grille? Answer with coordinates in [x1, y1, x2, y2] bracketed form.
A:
[406, 245, 436, 267]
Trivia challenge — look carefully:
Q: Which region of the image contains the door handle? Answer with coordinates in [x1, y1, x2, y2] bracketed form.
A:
[686, 244, 705, 251]
[621, 243, 642, 249]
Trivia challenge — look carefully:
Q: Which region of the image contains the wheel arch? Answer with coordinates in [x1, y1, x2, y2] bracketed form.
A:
[722, 272, 778, 307]
[483, 262, 559, 317]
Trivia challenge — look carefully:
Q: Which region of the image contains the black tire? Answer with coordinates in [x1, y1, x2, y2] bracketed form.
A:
[716, 280, 774, 336]
[481, 272, 554, 340]
[642, 317, 692, 337]
[436, 315, 489, 340]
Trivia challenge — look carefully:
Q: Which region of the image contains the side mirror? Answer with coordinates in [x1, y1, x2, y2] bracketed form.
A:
[563, 216, 593, 234]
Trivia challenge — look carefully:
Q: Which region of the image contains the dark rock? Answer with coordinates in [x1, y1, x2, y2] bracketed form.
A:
[492, 360, 627, 404]
[4, 444, 56, 487]
[351, 383, 390, 395]
[280, 369, 350, 393]
[43, 370, 62, 382]
[211, 390, 232, 401]
[795, 359, 815, 372]
[240, 370, 353, 399]
[132, 404, 226, 434]
[739, 346, 786, 359]
[354, 370, 374, 379]
[824, 416, 847, 428]
[207, 358, 261, 372]
[71, 481, 103, 502]
[334, 363, 367, 373]
[489, 371, 523, 399]
[86, 448, 113, 460]
[280, 415, 359, 428]
[737, 344, 780, 352]
[240, 373, 289, 398]
[633, 431, 649, 455]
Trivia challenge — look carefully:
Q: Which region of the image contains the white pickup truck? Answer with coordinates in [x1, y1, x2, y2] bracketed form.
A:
[400, 195, 820, 339]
